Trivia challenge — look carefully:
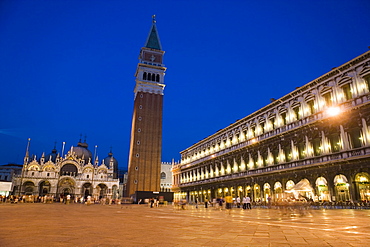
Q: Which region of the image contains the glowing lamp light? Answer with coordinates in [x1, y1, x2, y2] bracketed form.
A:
[326, 106, 341, 116]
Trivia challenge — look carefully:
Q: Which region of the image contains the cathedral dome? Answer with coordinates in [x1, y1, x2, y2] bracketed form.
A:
[103, 152, 118, 168]
[103, 151, 118, 179]
[71, 142, 92, 163]
[45, 148, 58, 163]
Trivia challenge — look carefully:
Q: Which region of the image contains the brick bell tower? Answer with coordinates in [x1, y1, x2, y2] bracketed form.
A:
[126, 16, 166, 198]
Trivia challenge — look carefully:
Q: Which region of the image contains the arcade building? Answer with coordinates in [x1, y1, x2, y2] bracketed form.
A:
[12, 139, 120, 201]
[172, 50, 370, 204]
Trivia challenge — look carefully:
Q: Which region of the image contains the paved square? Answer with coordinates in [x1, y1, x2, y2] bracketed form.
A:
[1, 203, 370, 246]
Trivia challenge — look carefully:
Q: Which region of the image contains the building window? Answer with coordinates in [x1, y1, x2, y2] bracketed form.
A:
[312, 138, 321, 156]
[143, 72, 147, 80]
[293, 106, 300, 120]
[140, 94, 143, 98]
[322, 92, 332, 106]
[136, 153, 139, 158]
[138, 116, 142, 121]
[270, 117, 275, 129]
[138, 128, 141, 132]
[307, 100, 315, 115]
[156, 74, 160, 82]
[297, 142, 305, 159]
[147, 73, 152, 81]
[134, 180, 138, 184]
[137, 141, 140, 145]
[47, 173, 50, 177]
[161, 172, 166, 179]
[284, 145, 291, 162]
[87, 175, 89, 178]
[329, 133, 341, 152]
[272, 149, 279, 164]
[341, 84, 352, 101]
[260, 122, 265, 134]
[139, 105, 142, 109]
[281, 112, 287, 125]
[348, 128, 362, 149]
[364, 75, 370, 91]
[135, 166, 138, 171]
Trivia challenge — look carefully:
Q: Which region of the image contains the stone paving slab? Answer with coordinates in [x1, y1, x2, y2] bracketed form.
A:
[1, 203, 370, 246]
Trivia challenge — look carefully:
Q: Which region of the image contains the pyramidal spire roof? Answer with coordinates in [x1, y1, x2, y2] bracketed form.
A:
[144, 15, 162, 50]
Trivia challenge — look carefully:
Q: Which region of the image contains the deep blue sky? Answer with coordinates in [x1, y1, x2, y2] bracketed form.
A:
[1, 0, 370, 170]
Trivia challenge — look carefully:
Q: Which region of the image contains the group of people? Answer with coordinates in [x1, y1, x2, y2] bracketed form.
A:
[0, 194, 120, 206]
[190, 196, 253, 210]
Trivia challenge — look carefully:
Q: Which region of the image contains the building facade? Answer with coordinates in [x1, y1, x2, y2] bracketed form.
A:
[160, 161, 176, 192]
[172, 51, 370, 204]
[0, 164, 22, 196]
[126, 16, 166, 197]
[12, 140, 120, 201]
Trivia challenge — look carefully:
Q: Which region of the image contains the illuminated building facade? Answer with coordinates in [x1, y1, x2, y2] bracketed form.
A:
[160, 161, 176, 192]
[12, 140, 119, 200]
[126, 16, 166, 197]
[172, 51, 370, 204]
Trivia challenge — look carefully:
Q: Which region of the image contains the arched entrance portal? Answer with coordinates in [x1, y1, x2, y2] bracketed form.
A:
[316, 177, 330, 201]
[355, 172, 370, 201]
[39, 181, 51, 196]
[82, 183, 93, 199]
[263, 183, 271, 202]
[97, 184, 108, 199]
[58, 178, 75, 197]
[334, 174, 350, 202]
[23, 181, 35, 195]
[253, 184, 261, 202]
[274, 182, 283, 201]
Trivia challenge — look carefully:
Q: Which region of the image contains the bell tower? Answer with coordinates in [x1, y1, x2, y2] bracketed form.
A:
[126, 16, 166, 198]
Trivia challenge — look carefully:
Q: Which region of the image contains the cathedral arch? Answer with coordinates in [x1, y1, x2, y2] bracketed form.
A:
[82, 183, 93, 198]
[43, 164, 56, 172]
[23, 181, 35, 195]
[39, 180, 51, 196]
[58, 177, 76, 196]
[61, 163, 78, 176]
[97, 183, 108, 199]
[28, 163, 40, 171]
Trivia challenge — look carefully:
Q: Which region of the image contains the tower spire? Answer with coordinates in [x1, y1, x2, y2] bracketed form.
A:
[145, 15, 162, 50]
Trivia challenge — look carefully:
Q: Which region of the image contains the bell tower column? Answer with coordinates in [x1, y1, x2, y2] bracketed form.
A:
[126, 16, 167, 198]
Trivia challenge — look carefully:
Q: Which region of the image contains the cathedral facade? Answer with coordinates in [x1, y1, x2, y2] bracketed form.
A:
[172, 50, 370, 204]
[12, 140, 120, 201]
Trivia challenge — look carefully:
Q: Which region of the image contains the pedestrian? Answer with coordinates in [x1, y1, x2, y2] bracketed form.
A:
[236, 196, 241, 208]
[246, 195, 252, 209]
[204, 197, 208, 209]
[242, 196, 247, 210]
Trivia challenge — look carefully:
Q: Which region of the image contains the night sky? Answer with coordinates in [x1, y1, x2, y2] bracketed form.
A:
[1, 0, 370, 170]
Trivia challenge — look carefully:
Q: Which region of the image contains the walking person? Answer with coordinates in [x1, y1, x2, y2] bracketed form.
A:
[242, 196, 247, 210]
[246, 195, 252, 209]
[236, 196, 241, 208]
